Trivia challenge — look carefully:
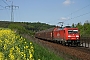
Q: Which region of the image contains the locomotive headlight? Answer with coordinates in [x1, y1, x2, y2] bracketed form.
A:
[68, 35, 71, 37]
[76, 35, 79, 37]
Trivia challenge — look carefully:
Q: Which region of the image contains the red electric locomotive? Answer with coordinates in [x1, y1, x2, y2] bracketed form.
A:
[35, 26, 80, 46]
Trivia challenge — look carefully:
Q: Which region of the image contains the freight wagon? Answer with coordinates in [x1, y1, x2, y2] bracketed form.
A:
[35, 26, 80, 46]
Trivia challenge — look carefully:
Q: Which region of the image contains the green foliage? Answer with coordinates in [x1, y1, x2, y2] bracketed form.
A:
[1, 21, 90, 37]
[72, 21, 90, 36]
[32, 41, 63, 60]
[24, 22, 55, 32]
[0, 21, 55, 36]
[0, 21, 10, 28]
[8, 23, 26, 34]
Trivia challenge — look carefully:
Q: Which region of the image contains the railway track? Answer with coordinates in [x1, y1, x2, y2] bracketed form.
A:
[34, 38, 90, 60]
[69, 45, 90, 54]
[21, 34, 90, 60]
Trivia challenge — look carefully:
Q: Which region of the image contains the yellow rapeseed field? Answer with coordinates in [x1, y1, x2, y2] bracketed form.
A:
[0, 28, 34, 60]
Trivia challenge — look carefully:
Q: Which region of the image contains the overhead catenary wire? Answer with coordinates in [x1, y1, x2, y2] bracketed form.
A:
[2, 0, 9, 6]
[1, 0, 10, 9]
[0, 0, 19, 22]
[69, 12, 90, 20]
[65, 4, 90, 17]
[47, 4, 90, 25]
[61, 11, 90, 26]
[60, 4, 90, 25]
[0, 3, 10, 20]
[0, 5, 5, 9]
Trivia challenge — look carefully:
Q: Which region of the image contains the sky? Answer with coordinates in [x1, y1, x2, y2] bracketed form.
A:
[0, 0, 90, 26]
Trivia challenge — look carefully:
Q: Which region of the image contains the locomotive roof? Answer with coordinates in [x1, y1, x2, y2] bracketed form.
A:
[36, 26, 79, 34]
[63, 27, 78, 30]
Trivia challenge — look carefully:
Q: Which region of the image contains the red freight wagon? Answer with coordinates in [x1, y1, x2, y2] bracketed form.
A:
[35, 26, 80, 46]
[35, 27, 61, 41]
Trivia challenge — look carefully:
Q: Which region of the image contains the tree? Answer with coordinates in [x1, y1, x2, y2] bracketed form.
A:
[72, 23, 75, 27]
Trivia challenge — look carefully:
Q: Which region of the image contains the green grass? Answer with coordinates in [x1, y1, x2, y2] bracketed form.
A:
[21, 34, 64, 60]
[31, 41, 64, 60]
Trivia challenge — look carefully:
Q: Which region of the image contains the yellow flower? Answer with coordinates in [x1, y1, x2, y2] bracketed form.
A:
[0, 28, 35, 60]
[24, 54, 26, 58]
[9, 54, 15, 60]
[0, 52, 4, 60]
[30, 53, 33, 59]
[0, 40, 2, 46]
[26, 45, 29, 49]
[20, 52, 24, 56]
[3, 44, 7, 50]
[30, 46, 34, 49]
[10, 47, 14, 53]
[15, 46, 20, 52]
[0, 40, 2, 43]
[38, 59, 40, 60]
[30, 42, 32, 45]
[25, 42, 26, 44]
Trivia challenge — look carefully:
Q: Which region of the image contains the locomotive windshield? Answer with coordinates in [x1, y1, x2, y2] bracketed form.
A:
[68, 30, 78, 34]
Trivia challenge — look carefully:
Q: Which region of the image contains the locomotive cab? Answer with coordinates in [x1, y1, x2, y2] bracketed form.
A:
[68, 29, 79, 40]
[64, 27, 80, 46]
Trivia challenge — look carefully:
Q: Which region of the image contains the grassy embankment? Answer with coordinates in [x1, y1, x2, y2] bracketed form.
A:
[31, 40, 64, 60]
